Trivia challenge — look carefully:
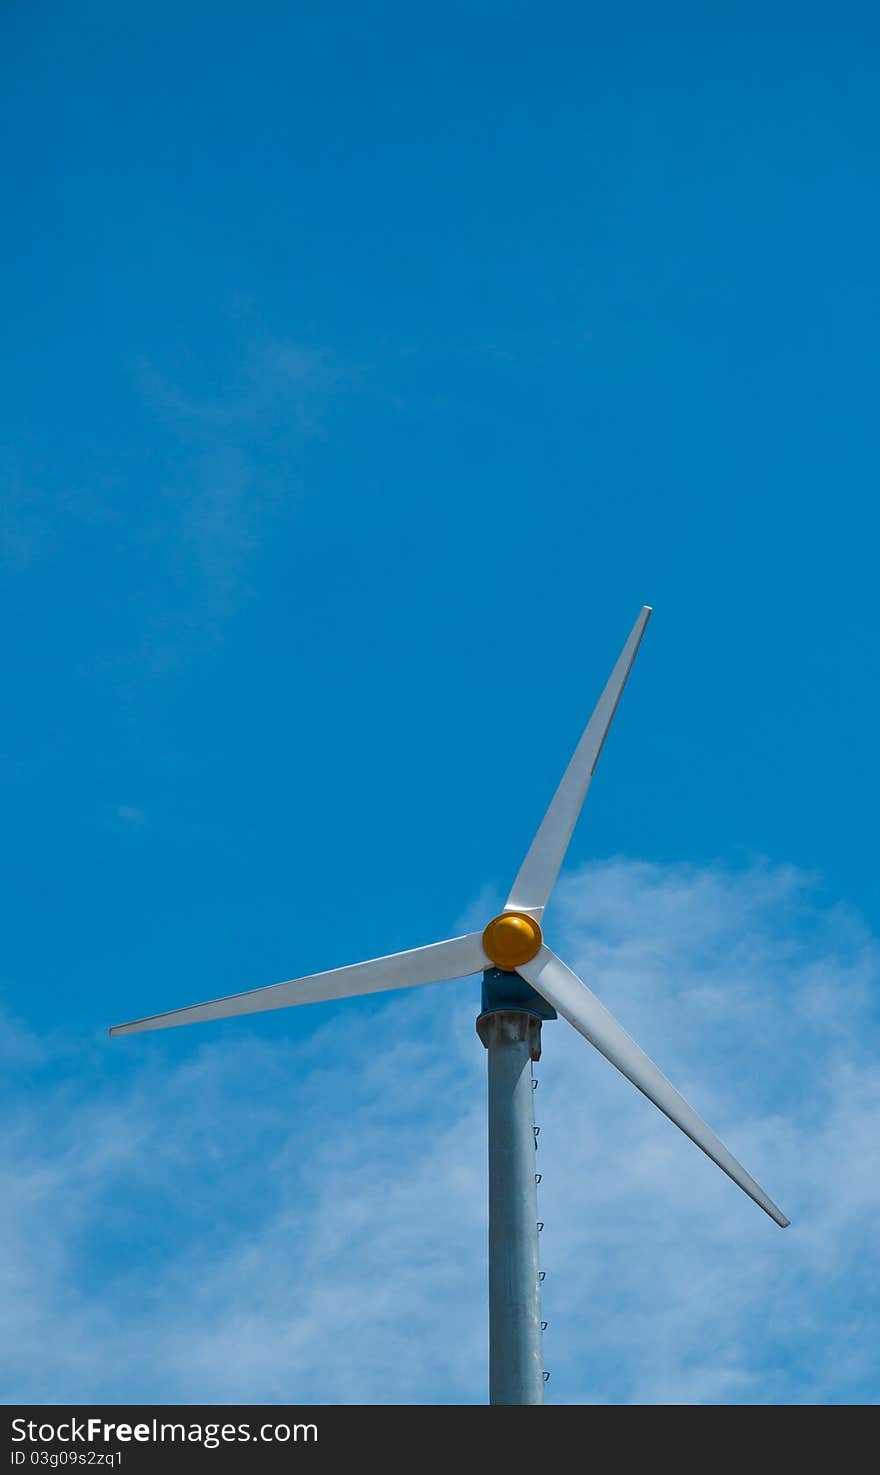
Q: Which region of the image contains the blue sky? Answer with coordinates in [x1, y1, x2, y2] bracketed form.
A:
[2, 1, 878, 1404]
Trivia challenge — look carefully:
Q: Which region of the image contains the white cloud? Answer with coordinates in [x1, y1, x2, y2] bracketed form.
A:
[1, 859, 878, 1404]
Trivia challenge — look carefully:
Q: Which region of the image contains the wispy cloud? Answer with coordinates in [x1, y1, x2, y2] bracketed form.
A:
[113, 805, 148, 830]
[0, 476, 42, 571]
[131, 336, 338, 667]
[2, 859, 878, 1404]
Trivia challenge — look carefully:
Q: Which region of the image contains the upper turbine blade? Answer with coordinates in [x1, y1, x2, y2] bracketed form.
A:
[110, 932, 490, 1037]
[518, 947, 789, 1227]
[505, 607, 652, 919]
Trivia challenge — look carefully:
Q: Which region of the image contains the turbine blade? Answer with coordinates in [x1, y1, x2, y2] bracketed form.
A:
[505, 607, 652, 919]
[110, 932, 489, 1037]
[518, 947, 789, 1227]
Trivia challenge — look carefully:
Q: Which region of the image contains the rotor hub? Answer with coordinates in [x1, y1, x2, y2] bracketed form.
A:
[482, 911, 543, 971]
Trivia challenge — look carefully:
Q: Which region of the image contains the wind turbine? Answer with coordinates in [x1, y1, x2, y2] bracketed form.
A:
[110, 607, 788, 1405]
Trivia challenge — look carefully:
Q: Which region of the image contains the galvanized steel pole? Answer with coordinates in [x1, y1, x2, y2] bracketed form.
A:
[477, 969, 554, 1406]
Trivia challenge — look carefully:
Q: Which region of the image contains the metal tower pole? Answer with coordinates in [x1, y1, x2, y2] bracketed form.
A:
[477, 969, 556, 1406]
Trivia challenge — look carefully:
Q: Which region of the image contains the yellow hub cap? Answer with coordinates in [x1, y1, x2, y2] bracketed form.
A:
[482, 911, 543, 971]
